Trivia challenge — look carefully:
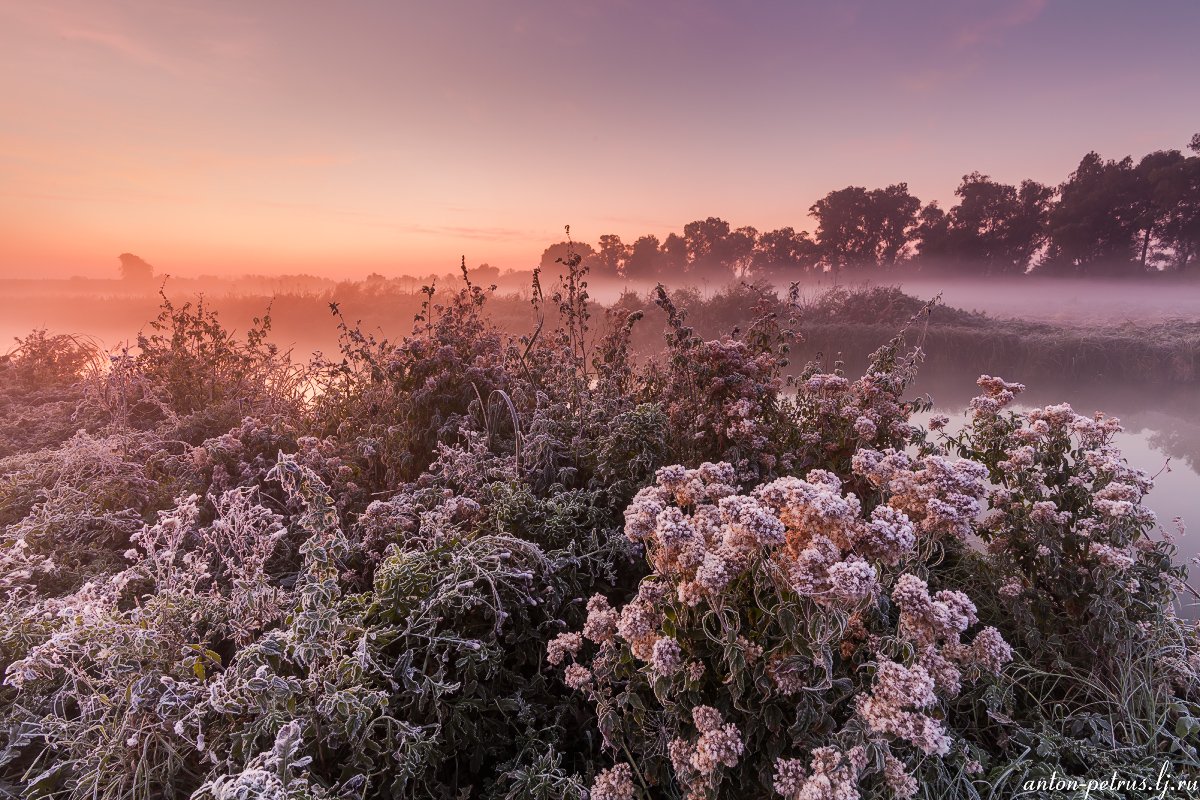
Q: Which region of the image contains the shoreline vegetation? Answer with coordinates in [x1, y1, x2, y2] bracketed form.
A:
[0, 257, 1197, 799]
[3, 275, 1198, 388]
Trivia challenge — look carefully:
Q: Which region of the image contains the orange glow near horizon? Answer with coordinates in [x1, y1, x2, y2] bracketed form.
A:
[2, 1, 1198, 279]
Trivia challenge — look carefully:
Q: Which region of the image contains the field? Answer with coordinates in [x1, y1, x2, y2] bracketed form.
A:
[0, 268, 1198, 799]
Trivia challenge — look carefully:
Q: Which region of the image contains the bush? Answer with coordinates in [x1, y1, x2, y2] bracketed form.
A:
[0, 276, 1196, 800]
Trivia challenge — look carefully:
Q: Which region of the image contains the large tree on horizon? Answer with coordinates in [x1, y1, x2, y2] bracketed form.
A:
[809, 184, 920, 274]
[924, 173, 1054, 274]
[749, 226, 820, 279]
[1040, 152, 1143, 275]
[622, 234, 663, 280]
[539, 240, 597, 273]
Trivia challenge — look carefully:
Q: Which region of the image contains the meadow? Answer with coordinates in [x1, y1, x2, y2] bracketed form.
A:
[0, 263, 1197, 799]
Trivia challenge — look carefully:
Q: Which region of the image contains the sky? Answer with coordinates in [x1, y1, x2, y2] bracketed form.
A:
[1, 0, 1198, 279]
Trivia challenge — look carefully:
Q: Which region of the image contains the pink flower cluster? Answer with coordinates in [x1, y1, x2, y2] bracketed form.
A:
[616, 582, 668, 660]
[891, 574, 977, 647]
[625, 464, 795, 607]
[583, 594, 619, 643]
[668, 706, 746, 797]
[691, 705, 745, 774]
[800, 363, 917, 450]
[771, 746, 864, 800]
[545, 632, 582, 666]
[590, 763, 635, 800]
[856, 659, 950, 755]
[853, 449, 988, 541]
[894, 575, 1012, 674]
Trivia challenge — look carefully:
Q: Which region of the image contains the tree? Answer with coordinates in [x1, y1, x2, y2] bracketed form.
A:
[873, 184, 921, 268]
[913, 202, 952, 266]
[469, 262, 501, 283]
[810, 187, 876, 272]
[623, 235, 663, 280]
[750, 227, 819, 279]
[809, 184, 920, 274]
[682, 217, 735, 280]
[1160, 150, 1200, 271]
[727, 225, 759, 277]
[117, 253, 154, 282]
[933, 173, 1054, 274]
[539, 240, 596, 273]
[593, 234, 628, 276]
[1010, 180, 1057, 269]
[660, 232, 689, 279]
[1129, 148, 1200, 272]
[1041, 152, 1142, 275]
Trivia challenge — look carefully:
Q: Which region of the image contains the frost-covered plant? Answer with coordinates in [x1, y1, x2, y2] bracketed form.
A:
[311, 265, 514, 488]
[650, 286, 793, 483]
[0, 330, 104, 459]
[95, 292, 309, 444]
[192, 721, 330, 800]
[3, 282, 1198, 800]
[551, 455, 1013, 799]
[0, 479, 296, 800]
[947, 376, 1188, 663]
[0, 431, 166, 599]
[186, 448, 633, 799]
[920, 376, 1200, 789]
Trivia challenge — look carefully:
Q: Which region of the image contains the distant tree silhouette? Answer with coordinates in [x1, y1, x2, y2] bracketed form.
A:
[913, 201, 952, 266]
[623, 234, 662, 280]
[593, 234, 628, 275]
[682, 217, 732, 280]
[539, 240, 596, 273]
[1162, 148, 1200, 271]
[470, 262, 501, 283]
[928, 173, 1054, 274]
[117, 253, 154, 282]
[1041, 152, 1143, 275]
[538, 134, 1200, 282]
[660, 232, 689, 278]
[810, 184, 919, 274]
[679, 217, 759, 281]
[1131, 148, 1200, 271]
[728, 225, 759, 277]
[750, 227, 819, 278]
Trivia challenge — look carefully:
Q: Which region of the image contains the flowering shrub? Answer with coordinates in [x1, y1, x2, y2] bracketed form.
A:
[947, 376, 1185, 655]
[550, 457, 1013, 799]
[0, 277, 1196, 800]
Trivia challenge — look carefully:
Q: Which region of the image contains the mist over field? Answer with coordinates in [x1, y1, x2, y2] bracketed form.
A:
[4, 1, 1200, 799]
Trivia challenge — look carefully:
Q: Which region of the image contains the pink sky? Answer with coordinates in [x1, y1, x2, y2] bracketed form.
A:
[1, 0, 1197, 278]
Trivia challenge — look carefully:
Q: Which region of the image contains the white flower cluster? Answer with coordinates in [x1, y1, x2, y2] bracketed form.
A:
[771, 745, 863, 800]
[589, 763, 635, 800]
[545, 632, 582, 666]
[856, 659, 950, 755]
[853, 450, 988, 541]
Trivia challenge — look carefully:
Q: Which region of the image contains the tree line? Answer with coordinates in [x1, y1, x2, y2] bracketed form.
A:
[543, 134, 1200, 280]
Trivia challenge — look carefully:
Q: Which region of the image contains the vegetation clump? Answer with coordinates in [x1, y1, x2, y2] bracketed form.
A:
[0, 259, 1196, 799]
